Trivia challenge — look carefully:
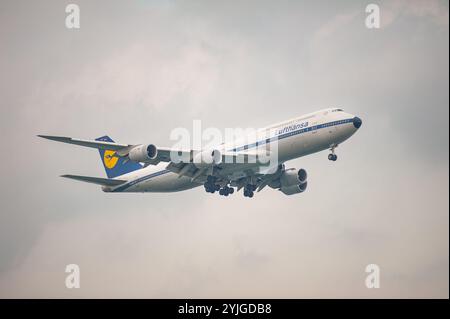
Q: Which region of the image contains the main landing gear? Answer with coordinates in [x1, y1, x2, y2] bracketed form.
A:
[219, 186, 234, 196]
[204, 176, 257, 198]
[204, 176, 235, 196]
[243, 184, 257, 198]
[204, 175, 220, 193]
[328, 144, 338, 162]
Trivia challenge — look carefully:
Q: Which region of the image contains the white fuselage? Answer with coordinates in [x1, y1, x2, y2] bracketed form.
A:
[106, 108, 360, 193]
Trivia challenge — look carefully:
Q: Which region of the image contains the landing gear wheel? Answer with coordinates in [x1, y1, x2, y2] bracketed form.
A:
[243, 187, 254, 198]
[204, 181, 218, 193]
[328, 144, 338, 162]
[219, 186, 233, 196]
[328, 154, 337, 161]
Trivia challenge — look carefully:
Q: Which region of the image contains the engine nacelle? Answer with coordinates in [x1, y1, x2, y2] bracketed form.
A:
[128, 144, 158, 162]
[280, 181, 308, 195]
[280, 168, 307, 187]
[193, 149, 222, 168]
[279, 168, 308, 195]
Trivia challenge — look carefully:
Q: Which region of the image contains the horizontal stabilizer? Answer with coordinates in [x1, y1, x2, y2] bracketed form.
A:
[61, 174, 127, 186]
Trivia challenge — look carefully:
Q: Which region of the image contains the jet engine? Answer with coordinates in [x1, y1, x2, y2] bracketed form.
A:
[128, 144, 158, 162]
[279, 168, 308, 195]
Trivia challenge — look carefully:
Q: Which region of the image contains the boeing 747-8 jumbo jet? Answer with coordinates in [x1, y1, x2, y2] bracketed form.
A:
[39, 108, 362, 198]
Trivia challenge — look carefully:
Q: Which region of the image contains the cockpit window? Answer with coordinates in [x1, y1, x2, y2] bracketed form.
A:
[332, 108, 344, 112]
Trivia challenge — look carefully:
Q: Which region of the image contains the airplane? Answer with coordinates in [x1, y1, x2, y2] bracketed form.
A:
[38, 108, 362, 198]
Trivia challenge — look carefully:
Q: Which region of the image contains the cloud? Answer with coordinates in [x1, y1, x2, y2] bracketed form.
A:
[382, 0, 449, 28]
[0, 0, 448, 298]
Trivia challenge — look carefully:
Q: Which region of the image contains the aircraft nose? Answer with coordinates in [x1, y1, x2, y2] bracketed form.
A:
[352, 116, 362, 129]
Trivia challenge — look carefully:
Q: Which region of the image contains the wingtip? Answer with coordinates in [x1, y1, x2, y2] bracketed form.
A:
[36, 135, 70, 142]
[60, 174, 77, 180]
[37, 134, 57, 140]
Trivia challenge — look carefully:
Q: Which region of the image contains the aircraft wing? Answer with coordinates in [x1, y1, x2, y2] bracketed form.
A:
[38, 135, 132, 151]
[166, 153, 279, 193]
[39, 135, 274, 185]
[38, 135, 267, 165]
[38, 135, 190, 160]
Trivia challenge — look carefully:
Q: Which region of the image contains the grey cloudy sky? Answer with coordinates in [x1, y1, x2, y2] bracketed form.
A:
[0, 0, 448, 298]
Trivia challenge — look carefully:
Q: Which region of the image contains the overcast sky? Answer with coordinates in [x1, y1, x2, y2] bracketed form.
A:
[0, 0, 448, 298]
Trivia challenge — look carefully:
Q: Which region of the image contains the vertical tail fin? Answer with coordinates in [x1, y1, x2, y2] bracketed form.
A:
[95, 136, 142, 178]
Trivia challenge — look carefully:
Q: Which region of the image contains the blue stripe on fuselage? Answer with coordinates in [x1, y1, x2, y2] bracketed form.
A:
[230, 118, 354, 152]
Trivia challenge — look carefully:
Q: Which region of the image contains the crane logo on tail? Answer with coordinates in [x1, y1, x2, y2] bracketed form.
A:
[103, 150, 119, 169]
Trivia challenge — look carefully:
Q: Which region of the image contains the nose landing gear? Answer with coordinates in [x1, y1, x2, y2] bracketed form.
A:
[328, 144, 338, 161]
